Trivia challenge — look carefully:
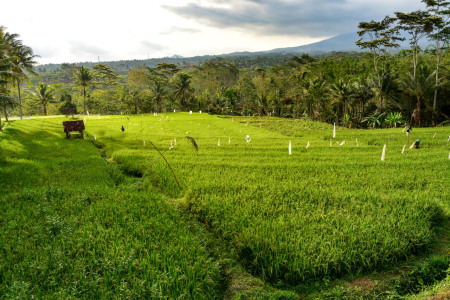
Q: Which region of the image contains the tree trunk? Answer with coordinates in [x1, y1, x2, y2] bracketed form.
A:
[415, 96, 421, 126]
[83, 86, 86, 114]
[433, 40, 440, 112]
[3, 108, 8, 122]
[18, 84, 23, 120]
[44, 104, 47, 116]
[412, 40, 419, 80]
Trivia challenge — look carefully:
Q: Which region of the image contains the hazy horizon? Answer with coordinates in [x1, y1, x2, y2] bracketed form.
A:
[1, 0, 425, 65]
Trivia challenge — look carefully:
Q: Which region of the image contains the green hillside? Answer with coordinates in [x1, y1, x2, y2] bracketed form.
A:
[0, 114, 448, 299]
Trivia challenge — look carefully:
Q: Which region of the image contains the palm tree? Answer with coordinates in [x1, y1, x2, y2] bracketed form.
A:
[329, 79, 355, 125]
[0, 26, 18, 122]
[10, 43, 39, 119]
[353, 79, 374, 123]
[305, 76, 326, 121]
[367, 68, 398, 112]
[73, 66, 94, 114]
[173, 73, 194, 111]
[256, 94, 269, 115]
[398, 64, 435, 126]
[33, 82, 55, 116]
[0, 78, 15, 128]
[151, 81, 167, 113]
[0, 92, 15, 128]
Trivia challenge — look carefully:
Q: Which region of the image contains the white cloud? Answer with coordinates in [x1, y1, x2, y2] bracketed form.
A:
[0, 0, 427, 64]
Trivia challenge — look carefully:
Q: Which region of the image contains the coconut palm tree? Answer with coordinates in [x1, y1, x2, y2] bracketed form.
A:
[1, 26, 38, 121]
[305, 76, 327, 121]
[0, 26, 17, 122]
[10, 43, 39, 119]
[329, 79, 355, 125]
[151, 81, 167, 113]
[0, 79, 15, 128]
[173, 73, 194, 111]
[399, 64, 436, 126]
[367, 67, 398, 112]
[33, 82, 55, 116]
[353, 79, 374, 123]
[73, 66, 94, 114]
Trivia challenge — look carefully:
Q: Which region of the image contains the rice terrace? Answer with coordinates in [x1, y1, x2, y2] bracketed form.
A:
[0, 113, 448, 299]
[1, 0, 450, 298]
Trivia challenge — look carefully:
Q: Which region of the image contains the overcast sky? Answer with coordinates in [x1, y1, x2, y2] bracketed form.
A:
[1, 0, 426, 65]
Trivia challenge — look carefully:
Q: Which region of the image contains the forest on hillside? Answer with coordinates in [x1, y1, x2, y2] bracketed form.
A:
[1, 0, 449, 127]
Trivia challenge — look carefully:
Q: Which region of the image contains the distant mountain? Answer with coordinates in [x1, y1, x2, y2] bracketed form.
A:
[259, 31, 431, 55]
[264, 32, 360, 54]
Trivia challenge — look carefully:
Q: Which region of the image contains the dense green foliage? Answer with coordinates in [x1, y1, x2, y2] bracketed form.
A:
[2, 0, 449, 128]
[9, 47, 449, 128]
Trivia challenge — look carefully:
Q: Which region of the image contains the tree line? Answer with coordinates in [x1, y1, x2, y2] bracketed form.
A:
[1, 0, 449, 128]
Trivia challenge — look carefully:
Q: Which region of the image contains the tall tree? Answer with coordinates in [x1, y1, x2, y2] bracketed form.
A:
[127, 65, 149, 90]
[73, 66, 94, 114]
[356, 16, 403, 76]
[93, 63, 118, 86]
[146, 63, 178, 113]
[353, 79, 374, 122]
[395, 10, 441, 79]
[356, 16, 403, 116]
[0, 57, 15, 127]
[399, 64, 436, 126]
[422, 0, 450, 111]
[10, 42, 39, 119]
[33, 82, 55, 116]
[173, 73, 194, 111]
[128, 87, 144, 114]
[150, 81, 167, 113]
[329, 79, 356, 125]
[367, 65, 398, 111]
[93, 64, 118, 114]
[0, 26, 17, 122]
[304, 76, 327, 121]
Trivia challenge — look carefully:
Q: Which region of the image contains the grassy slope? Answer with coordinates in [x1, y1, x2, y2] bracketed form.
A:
[0, 118, 225, 299]
[0, 115, 448, 299]
[82, 113, 448, 297]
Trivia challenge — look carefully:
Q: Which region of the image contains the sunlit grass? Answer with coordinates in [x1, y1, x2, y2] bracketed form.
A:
[82, 113, 449, 283]
[0, 118, 224, 298]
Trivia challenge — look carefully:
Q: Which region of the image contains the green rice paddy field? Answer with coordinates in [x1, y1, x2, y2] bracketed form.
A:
[0, 114, 449, 299]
